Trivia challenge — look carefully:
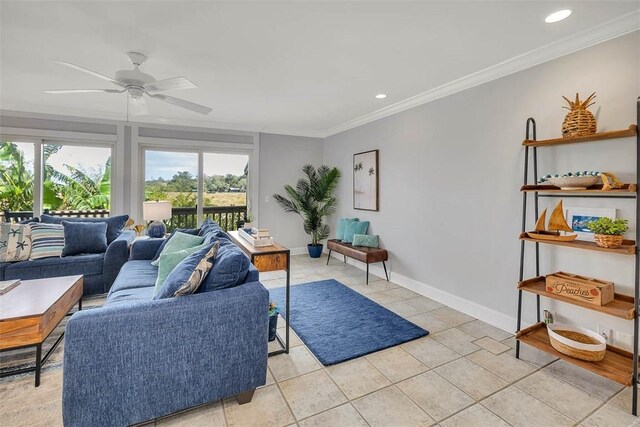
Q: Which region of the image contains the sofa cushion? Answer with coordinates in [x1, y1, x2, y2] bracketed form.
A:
[152, 228, 200, 261]
[154, 244, 205, 293]
[174, 241, 220, 297]
[29, 223, 65, 260]
[61, 221, 108, 256]
[336, 218, 358, 241]
[109, 260, 158, 293]
[199, 242, 250, 293]
[199, 219, 231, 242]
[0, 262, 8, 280]
[4, 253, 104, 280]
[154, 243, 218, 299]
[104, 286, 155, 307]
[40, 214, 128, 244]
[151, 231, 204, 266]
[0, 223, 32, 262]
[343, 220, 370, 244]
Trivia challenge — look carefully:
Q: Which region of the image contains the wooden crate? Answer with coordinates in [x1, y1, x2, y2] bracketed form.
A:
[545, 272, 614, 306]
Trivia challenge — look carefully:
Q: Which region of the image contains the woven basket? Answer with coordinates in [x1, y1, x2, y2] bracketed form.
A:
[547, 323, 606, 362]
[594, 234, 624, 249]
[562, 110, 597, 138]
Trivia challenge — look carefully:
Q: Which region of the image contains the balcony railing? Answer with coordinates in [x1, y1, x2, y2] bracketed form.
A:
[168, 206, 247, 232]
[2, 209, 110, 223]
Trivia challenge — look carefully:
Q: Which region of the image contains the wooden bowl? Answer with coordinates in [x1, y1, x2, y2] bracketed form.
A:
[547, 323, 606, 362]
[547, 176, 599, 190]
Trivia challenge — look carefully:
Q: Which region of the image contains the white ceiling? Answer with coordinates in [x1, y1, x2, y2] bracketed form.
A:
[1, 1, 638, 136]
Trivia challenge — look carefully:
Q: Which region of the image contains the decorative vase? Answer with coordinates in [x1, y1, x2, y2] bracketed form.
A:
[147, 220, 166, 238]
[307, 243, 323, 258]
[268, 314, 278, 341]
[594, 234, 624, 249]
[562, 92, 597, 138]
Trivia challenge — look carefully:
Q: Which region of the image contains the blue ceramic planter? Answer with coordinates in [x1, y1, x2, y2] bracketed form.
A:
[268, 314, 278, 341]
[307, 244, 323, 258]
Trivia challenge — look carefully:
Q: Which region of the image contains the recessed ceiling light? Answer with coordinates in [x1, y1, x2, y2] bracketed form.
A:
[375, 94, 387, 99]
[545, 9, 572, 23]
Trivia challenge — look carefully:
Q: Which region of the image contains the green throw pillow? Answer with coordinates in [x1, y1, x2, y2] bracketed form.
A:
[154, 244, 206, 294]
[151, 231, 205, 266]
[353, 234, 379, 248]
[343, 221, 369, 243]
[336, 218, 358, 241]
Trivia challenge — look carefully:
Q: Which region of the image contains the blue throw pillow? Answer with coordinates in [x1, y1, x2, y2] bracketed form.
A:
[154, 242, 218, 299]
[343, 221, 370, 243]
[198, 218, 231, 241]
[336, 218, 358, 241]
[61, 221, 108, 256]
[199, 242, 250, 293]
[152, 227, 201, 261]
[40, 214, 128, 244]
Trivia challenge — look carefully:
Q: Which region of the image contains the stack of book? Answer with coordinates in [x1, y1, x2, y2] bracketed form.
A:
[238, 227, 275, 247]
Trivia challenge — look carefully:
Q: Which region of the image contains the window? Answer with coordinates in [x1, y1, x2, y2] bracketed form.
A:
[0, 141, 35, 214]
[203, 152, 249, 230]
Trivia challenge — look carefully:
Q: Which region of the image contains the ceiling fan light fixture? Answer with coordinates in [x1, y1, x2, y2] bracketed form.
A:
[545, 9, 572, 23]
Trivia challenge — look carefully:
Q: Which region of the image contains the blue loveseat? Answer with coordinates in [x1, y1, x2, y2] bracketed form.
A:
[0, 214, 134, 295]
[62, 221, 269, 426]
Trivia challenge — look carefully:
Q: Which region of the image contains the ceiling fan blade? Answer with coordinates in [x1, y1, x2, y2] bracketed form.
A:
[50, 60, 125, 87]
[144, 77, 197, 93]
[128, 95, 149, 116]
[44, 89, 125, 94]
[149, 93, 211, 115]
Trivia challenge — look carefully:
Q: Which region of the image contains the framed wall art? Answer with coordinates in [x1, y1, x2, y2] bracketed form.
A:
[565, 206, 616, 241]
[353, 149, 379, 211]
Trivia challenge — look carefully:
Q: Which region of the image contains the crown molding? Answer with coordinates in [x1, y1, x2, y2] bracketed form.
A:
[0, 103, 324, 139]
[321, 10, 640, 138]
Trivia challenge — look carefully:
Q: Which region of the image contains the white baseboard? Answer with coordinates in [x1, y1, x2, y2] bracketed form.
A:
[289, 246, 308, 256]
[325, 250, 517, 334]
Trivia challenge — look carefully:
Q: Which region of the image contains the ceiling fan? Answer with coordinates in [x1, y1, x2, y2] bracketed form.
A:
[44, 52, 212, 116]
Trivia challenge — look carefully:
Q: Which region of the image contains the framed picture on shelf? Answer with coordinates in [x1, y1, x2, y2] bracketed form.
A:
[353, 149, 379, 211]
[565, 206, 616, 241]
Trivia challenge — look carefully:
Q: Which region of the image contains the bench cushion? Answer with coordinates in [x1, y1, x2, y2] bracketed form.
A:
[327, 239, 388, 263]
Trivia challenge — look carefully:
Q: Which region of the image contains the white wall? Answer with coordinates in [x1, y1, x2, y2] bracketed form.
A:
[322, 32, 639, 338]
[258, 133, 324, 250]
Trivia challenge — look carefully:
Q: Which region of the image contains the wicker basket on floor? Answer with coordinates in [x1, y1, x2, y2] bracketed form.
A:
[547, 323, 606, 362]
[594, 234, 624, 249]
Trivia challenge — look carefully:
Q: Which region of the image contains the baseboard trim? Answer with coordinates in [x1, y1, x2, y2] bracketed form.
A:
[326, 250, 517, 334]
[289, 246, 308, 256]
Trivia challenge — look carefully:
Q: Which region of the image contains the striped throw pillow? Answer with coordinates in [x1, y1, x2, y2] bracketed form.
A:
[0, 223, 32, 262]
[30, 223, 65, 260]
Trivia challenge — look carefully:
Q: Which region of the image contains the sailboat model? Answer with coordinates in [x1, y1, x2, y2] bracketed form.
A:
[526, 200, 578, 242]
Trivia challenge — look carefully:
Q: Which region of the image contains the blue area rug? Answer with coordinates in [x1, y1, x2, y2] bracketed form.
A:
[269, 279, 428, 365]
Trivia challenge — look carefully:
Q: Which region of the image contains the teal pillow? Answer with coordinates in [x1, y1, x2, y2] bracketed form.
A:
[336, 218, 359, 241]
[151, 231, 205, 266]
[154, 244, 206, 294]
[353, 234, 379, 248]
[343, 221, 369, 243]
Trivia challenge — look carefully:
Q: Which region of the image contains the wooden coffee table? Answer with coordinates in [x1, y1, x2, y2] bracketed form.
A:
[0, 275, 83, 386]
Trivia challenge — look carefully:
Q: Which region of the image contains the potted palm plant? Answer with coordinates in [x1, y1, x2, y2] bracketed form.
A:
[273, 164, 340, 258]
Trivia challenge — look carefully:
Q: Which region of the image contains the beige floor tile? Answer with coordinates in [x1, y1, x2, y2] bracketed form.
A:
[439, 404, 510, 427]
[380, 286, 421, 301]
[263, 367, 275, 387]
[473, 337, 510, 355]
[298, 403, 368, 427]
[609, 387, 640, 414]
[365, 280, 399, 292]
[268, 346, 321, 382]
[276, 327, 304, 348]
[407, 313, 452, 334]
[466, 350, 536, 383]
[429, 307, 476, 326]
[515, 371, 602, 421]
[431, 328, 480, 355]
[352, 386, 435, 427]
[366, 290, 406, 305]
[503, 337, 558, 368]
[404, 296, 444, 312]
[482, 386, 574, 427]
[384, 300, 424, 317]
[397, 371, 475, 421]
[401, 337, 462, 368]
[348, 284, 384, 295]
[579, 403, 638, 427]
[543, 360, 623, 401]
[223, 384, 295, 427]
[279, 370, 347, 420]
[156, 401, 225, 426]
[326, 357, 391, 399]
[365, 346, 428, 383]
[457, 319, 513, 341]
[435, 358, 507, 400]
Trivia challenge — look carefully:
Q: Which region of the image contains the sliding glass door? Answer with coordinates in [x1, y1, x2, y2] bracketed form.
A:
[203, 152, 249, 230]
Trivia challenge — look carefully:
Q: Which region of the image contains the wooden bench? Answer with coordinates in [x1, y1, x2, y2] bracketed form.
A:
[326, 239, 389, 285]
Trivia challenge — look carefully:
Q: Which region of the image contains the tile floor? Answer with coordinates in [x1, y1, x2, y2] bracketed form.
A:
[2, 254, 639, 427]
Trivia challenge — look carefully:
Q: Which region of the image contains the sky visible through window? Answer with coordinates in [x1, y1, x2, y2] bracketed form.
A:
[145, 151, 248, 180]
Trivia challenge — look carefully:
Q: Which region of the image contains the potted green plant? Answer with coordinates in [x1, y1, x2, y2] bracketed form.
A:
[586, 217, 629, 248]
[268, 301, 279, 342]
[273, 164, 340, 258]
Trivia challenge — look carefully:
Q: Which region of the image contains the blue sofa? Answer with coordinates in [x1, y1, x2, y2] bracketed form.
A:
[0, 229, 134, 296]
[62, 225, 269, 426]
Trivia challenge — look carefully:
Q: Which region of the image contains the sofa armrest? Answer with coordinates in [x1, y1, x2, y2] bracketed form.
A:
[129, 238, 164, 260]
[63, 282, 269, 427]
[102, 230, 135, 293]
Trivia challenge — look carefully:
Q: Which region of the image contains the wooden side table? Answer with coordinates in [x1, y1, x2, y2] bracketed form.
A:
[228, 231, 290, 356]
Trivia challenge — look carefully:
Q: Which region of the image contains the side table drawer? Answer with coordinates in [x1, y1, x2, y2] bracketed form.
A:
[253, 253, 287, 272]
